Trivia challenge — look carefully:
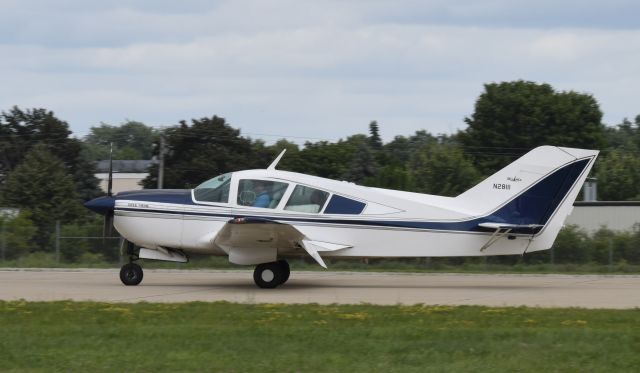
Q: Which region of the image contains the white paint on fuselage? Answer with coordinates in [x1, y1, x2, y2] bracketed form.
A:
[112, 146, 599, 262]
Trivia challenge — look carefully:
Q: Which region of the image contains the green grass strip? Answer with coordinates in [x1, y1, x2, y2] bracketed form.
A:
[1, 301, 639, 372]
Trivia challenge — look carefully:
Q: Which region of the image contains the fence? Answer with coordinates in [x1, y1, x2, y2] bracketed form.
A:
[0, 218, 639, 272]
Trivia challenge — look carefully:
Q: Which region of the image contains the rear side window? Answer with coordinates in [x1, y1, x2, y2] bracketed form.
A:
[284, 185, 329, 213]
[324, 195, 366, 214]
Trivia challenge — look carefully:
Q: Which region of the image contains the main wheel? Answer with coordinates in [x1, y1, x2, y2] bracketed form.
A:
[277, 260, 290, 285]
[120, 263, 143, 286]
[253, 262, 284, 289]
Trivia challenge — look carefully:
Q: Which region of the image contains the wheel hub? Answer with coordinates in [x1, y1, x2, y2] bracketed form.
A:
[261, 269, 274, 282]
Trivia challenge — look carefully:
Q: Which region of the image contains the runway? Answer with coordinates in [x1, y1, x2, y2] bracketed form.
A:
[1, 269, 639, 309]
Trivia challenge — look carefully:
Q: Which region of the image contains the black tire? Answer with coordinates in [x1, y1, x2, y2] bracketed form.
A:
[277, 260, 290, 285]
[120, 263, 143, 286]
[253, 262, 284, 289]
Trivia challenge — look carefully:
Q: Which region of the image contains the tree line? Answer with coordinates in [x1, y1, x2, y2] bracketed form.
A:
[1, 80, 639, 260]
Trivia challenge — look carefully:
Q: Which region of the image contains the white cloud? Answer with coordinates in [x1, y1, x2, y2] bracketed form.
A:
[0, 1, 639, 143]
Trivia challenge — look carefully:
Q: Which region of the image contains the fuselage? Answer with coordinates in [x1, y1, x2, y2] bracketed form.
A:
[85, 146, 597, 261]
[83, 146, 598, 289]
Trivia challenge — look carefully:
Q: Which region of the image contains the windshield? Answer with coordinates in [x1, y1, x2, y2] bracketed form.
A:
[193, 173, 232, 203]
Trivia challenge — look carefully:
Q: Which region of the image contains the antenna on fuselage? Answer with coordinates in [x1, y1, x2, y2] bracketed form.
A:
[267, 149, 286, 170]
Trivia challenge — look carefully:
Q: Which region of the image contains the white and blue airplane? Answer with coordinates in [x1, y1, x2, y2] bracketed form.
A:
[85, 146, 598, 288]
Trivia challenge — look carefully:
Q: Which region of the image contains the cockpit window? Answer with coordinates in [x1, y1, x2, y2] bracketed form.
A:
[284, 185, 329, 213]
[193, 173, 232, 203]
[237, 179, 288, 209]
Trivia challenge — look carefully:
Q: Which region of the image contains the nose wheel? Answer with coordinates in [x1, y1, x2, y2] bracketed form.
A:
[253, 260, 290, 288]
[120, 241, 143, 286]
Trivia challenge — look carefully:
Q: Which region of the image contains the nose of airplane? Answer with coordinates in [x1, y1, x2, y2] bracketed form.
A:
[84, 196, 115, 215]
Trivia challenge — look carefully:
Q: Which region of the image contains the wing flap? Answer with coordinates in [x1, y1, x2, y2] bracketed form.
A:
[213, 217, 351, 268]
[301, 239, 352, 268]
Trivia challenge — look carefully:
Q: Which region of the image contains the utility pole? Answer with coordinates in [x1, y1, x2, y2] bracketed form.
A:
[55, 220, 60, 264]
[608, 238, 614, 272]
[1, 219, 6, 262]
[158, 134, 165, 189]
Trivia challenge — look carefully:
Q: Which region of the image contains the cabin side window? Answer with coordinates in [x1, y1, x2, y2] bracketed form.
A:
[237, 179, 288, 209]
[324, 195, 366, 214]
[193, 173, 232, 203]
[284, 185, 329, 213]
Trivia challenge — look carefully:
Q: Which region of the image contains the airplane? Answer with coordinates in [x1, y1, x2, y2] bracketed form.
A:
[84, 145, 598, 288]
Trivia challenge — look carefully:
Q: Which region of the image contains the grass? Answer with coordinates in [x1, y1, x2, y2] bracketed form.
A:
[1, 301, 639, 372]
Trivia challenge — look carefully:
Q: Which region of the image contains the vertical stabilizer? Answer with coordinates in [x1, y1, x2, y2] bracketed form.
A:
[457, 146, 598, 249]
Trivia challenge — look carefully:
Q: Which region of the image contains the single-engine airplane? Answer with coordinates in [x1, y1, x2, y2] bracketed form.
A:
[85, 145, 598, 288]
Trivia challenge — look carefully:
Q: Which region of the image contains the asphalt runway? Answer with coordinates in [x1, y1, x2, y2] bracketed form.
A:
[1, 269, 639, 309]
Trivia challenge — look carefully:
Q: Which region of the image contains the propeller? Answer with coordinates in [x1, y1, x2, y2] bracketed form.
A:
[102, 142, 114, 242]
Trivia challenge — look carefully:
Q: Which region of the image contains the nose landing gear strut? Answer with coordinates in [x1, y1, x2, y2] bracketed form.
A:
[119, 241, 143, 286]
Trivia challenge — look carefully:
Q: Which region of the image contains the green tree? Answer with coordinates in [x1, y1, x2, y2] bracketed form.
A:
[345, 141, 378, 184]
[364, 165, 411, 191]
[2, 145, 85, 247]
[604, 115, 640, 151]
[408, 143, 481, 196]
[460, 81, 606, 174]
[0, 211, 37, 259]
[142, 116, 257, 189]
[595, 149, 640, 200]
[550, 225, 591, 264]
[83, 121, 159, 160]
[383, 130, 439, 166]
[0, 106, 100, 201]
[368, 120, 382, 150]
[288, 135, 371, 180]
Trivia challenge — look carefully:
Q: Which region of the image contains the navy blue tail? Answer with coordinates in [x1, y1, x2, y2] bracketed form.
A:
[483, 158, 591, 227]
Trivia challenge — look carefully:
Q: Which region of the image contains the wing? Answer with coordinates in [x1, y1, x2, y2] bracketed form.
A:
[213, 217, 351, 268]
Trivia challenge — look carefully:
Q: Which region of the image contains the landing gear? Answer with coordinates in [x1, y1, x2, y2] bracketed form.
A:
[120, 241, 143, 286]
[120, 262, 143, 286]
[253, 260, 290, 288]
[277, 260, 290, 284]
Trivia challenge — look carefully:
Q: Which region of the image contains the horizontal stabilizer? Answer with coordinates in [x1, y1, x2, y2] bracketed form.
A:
[477, 222, 544, 252]
[478, 222, 543, 230]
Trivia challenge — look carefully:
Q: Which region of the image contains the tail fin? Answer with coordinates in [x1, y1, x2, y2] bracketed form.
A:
[457, 146, 598, 243]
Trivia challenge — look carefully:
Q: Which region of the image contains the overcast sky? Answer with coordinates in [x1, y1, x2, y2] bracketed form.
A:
[1, 0, 639, 143]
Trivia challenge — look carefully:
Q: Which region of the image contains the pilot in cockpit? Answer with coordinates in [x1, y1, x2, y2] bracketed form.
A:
[252, 181, 271, 208]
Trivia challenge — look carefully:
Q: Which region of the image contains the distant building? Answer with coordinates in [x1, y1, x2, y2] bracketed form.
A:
[0, 208, 20, 219]
[95, 160, 156, 194]
[567, 201, 640, 233]
[563, 178, 640, 232]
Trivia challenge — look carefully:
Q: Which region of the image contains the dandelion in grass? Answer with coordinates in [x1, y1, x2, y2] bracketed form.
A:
[337, 312, 369, 321]
[561, 320, 588, 326]
[481, 308, 507, 314]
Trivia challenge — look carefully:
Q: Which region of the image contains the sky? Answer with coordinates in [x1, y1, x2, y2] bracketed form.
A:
[1, 0, 639, 143]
